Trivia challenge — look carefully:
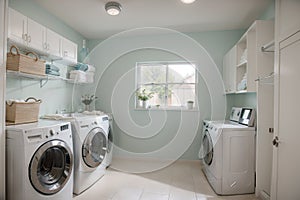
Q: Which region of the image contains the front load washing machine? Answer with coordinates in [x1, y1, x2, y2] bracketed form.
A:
[71, 115, 109, 194]
[6, 121, 74, 200]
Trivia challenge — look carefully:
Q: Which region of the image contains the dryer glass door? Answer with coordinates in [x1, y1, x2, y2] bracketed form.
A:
[82, 127, 107, 168]
[29, 140, 73, 195]
[203, 130, 213, 166]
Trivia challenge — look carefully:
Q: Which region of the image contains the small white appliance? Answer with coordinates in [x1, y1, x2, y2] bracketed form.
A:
[200, 107, 256, 195]
[71, 115, 109, 194]
[6, 121, 74, 200]
[102, 114, 113, 168]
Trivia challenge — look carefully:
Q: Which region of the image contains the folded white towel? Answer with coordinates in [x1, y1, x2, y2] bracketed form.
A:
[83, 110, 105, 116]
[86, 65, 96, 72]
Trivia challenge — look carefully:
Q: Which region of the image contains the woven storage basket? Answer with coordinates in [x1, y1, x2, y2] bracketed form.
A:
[6, 97, 42, 124]
[6, 45, 46, 76]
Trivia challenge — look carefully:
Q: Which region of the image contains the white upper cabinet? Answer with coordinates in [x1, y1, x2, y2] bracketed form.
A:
[7, 8, 78, 64]
[45, 29, 61, 57]
[277, 0, 300, 42]
[223, 45, 237, 93]
[27, 18, 45, 52]
[8, 8, 27, 44]
[61, 37, 77, 63]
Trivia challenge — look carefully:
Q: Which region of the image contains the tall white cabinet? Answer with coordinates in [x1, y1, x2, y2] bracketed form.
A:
[271, 0, 300, 199]
[0, 0, 7, 199]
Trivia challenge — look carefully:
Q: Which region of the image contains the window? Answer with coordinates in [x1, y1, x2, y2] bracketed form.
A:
[136, 61, 197, 109]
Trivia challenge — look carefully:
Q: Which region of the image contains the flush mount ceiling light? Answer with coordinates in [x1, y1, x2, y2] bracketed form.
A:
[105, 2, 122, 16]
[180, 0, 196, 4]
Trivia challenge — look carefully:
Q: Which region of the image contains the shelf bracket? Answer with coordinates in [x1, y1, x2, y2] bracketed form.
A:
[40, 77, 49, 88]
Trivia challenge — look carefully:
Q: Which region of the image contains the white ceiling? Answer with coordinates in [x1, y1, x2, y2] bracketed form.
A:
[34, 0, 272, 39]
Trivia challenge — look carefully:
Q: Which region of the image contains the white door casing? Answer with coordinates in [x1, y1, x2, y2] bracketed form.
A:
[0, 0, 7, 199]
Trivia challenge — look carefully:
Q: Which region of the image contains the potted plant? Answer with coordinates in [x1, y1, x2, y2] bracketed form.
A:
[187, 100, 194, 109]
[136, 89, 154, 108]
[81, 94, 97, 111]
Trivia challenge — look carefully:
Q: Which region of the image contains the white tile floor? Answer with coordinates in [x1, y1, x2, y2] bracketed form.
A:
[73, 160, 258, 200]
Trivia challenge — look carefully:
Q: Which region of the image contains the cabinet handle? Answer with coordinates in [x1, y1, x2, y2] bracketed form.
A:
[28, 35, 31, 43]
[22, 34, 26, 41]
[43, 43, 47, 50]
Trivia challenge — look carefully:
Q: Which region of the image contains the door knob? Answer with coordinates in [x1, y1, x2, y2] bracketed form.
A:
[272, 136, 279, 147]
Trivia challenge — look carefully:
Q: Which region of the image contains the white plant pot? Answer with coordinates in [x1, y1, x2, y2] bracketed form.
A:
[187, 102, 194, 109]
[142, 101, 148, 109]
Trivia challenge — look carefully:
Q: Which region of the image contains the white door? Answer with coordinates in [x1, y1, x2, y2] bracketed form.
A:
[8, 8, 26, 44]
[272, 31, 300, 200]
[46, 29, 61, 57]
[62, 38, 77, 62]
[27, 18, 45, 52]
[0, 0, 7, 199]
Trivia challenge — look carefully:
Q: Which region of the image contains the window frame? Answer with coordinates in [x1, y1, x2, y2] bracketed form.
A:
[135, 61, 198, 110]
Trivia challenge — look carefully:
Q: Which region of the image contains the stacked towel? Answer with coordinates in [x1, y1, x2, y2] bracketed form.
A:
[46, 64, 60, 76]
[86, 65, 95, 83]
[237, 73, 247, 91]
[69, 70, 87, 83]
[74, 63, 88, 71]
[69, 64, 96, 83]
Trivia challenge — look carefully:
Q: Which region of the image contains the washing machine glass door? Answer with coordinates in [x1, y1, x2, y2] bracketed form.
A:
[29, 140, 73, 195]
[107, 127, 113, 153]
[82, 127, 107, 168]
[203, 130, 213, 166]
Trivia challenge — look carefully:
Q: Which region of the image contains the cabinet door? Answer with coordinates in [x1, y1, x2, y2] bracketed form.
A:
[228, 46, 237, 92]
[46, 29, 61, 57]
[277, 0, 300, 41]
[8, 8, 27, 44]
[272, 31, 300, 200]
[222, 51, 230, 93]
[62, 38, 77, 62]
[223, 45, 237, 93]
[27, 18, 45, 52]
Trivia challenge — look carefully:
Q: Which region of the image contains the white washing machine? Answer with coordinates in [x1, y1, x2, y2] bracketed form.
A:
[71, 115, 109, 195]
[6, 121, 74, 200]
[102, 114, 113, 168]
[200, 107, 256, 195]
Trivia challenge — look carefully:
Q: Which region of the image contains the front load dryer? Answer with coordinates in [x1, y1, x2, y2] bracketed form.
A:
[72, 115, 109, 195]
[6, 121, 74, 200]
[201, 107, 256, 195]
[102, 114, 113, 168]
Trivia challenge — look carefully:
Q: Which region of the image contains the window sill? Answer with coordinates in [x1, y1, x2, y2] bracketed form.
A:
[134, 108, 199, 112]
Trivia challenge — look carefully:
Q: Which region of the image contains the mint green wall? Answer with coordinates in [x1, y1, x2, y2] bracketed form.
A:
[85, 30, 244, 160]
[6, 0, 85, 115]
[259, 0, 275, 20]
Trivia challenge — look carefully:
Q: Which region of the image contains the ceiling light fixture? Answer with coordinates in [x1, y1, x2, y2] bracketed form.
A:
[180, 0, 196, 4]
[105, 2, 122, 16]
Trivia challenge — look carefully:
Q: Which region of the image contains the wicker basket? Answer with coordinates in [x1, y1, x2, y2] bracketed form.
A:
[6, 45, 46, 76]
[6, 97, 42, 124]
